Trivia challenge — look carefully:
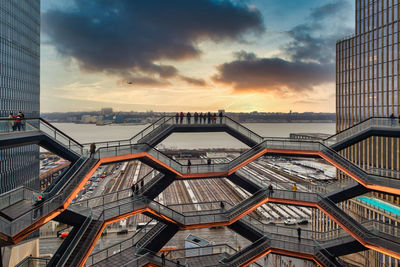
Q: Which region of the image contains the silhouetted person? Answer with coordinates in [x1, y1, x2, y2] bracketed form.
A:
[297, 227, 302, 242]
[207, 112, 211, 124]
[179, 112, 184, 124]
[187, 159, 192, 173]
[390, 113, 395, 126]
[141, 179, 144, 188]
[161, 252, 166, 265]
[194, 112, 199, 124]
[131, 184, 136, 194]
[90, 143, 96, 157]
[176, 260, 180, 266]
[268, 184, 274, 197]
[199, 112, 203, 124]
[207, 158, 211, 165]
[219, 111, 223, 124]
[213, 113, 217, 123]
[220, 201, 225, 210]
[187, 112, 192, 124]
[203, 113, 207, 123]
[175, 113, 179, 124]
[19, 111, 25, 131]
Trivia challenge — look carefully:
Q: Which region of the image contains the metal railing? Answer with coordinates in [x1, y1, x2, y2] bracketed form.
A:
[168, 200, 233, 214]
[83, 115, 263, 148]
[166, 243, 237, 259]
[0, 186, 38, 211]
[85, 219, 154, 266]
[121, 250, 183, 267]
[135, 222, 166, 253]
[234, 167, 358, 195]
[72, 190, 400, 266]
[73, 180, 400, 252]
[15, 256, 51, 267]
[0, 118, 84, 155]
[55, 209, 93, 267]
[0, 155, 93, 237]
[220, 236, 271, 266]
[136, 170, 163, 195]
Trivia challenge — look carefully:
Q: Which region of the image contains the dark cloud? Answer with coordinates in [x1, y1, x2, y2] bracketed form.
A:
[43, 0, 264, 85]
[213, 0, 353, 95]
[179, 76, 207, 87]
[285, 0, 354, 64]
[213, 51, 334, 94]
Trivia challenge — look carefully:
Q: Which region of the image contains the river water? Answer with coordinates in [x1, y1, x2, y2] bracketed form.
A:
[53, 122, 335, 149]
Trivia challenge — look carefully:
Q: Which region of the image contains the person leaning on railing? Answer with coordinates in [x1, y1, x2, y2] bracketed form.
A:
[18, 111, 26, 131]
[13, 112, 22, 131]
[8, 113, 15, 131]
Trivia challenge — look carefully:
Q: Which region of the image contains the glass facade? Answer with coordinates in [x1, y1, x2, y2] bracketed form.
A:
[0, 0, 40, 193]
[326, 0, 400, 266]
[338, 0, 400, 129]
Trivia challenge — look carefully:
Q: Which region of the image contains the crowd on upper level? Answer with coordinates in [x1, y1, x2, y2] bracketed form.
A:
[175, 111, 224, 124]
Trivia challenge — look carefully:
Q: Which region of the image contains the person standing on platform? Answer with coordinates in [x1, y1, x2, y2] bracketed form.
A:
[19, 111, 25, 131]
[187, 112, 191, 124]
[187, 159, 192, 173]
[13, 113, 21, 131]
[161, 252, 165, 265]
[8, 112, 15, 131]
[390, 113, 395, 126]
[292, 183, 297, 198]
[207, 112, 211, 124]
[179, 112, 184, 124]
[219, 111, 223, 124]
[207, 158, 212, 171]
[199, 112, 203, 124]
[175, 113, 179, 124]
[297, 227, 302, 242]
[131, 183, 137, 197]
[90, 143, 96, 157]
[268, 184, 273, 197]
[131, 183, 135, 193]
[194, 112, 199, 124]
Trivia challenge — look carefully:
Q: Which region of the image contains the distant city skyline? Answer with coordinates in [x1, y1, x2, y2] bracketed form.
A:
[41, 0, 354, 113]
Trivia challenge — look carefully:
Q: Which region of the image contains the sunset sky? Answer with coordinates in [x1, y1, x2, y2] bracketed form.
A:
[40, 0, 355, 113]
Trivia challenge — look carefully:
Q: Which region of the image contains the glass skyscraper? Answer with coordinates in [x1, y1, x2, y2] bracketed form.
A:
[313, 0, 400, 265]
[0, 0, 40, 193]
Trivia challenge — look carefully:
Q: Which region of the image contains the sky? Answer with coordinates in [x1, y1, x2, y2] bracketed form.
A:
[40, 0, 355, 113]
